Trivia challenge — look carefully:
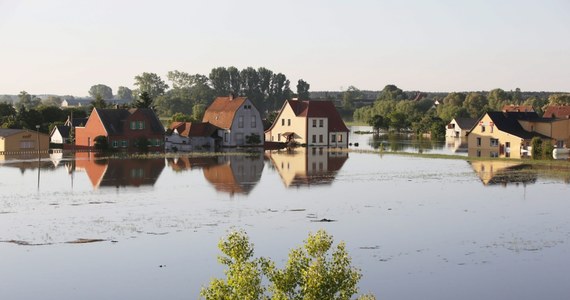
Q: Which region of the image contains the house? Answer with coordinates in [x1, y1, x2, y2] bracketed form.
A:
[61, 98, 91, 108]
[266, 147, 348, 187]
[542, 105, 570, 119]
[467, 112, 551, 158]
[264, 99, 349, 147]
[502, 105, 535, 113]
[75, 108, 164, 151]
[50, 125, 71, 145]
[445, 117, 477, 138]
[201, 95, 264, 147]
[0, 128, 49, 153]
[165, 122, 219, 151]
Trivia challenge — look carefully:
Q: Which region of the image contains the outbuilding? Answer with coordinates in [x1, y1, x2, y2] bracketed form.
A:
[0, 128, 50, 153]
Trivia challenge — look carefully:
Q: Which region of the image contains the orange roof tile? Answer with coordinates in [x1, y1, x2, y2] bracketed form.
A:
[543, 105, 570, 118]
[202, 96, 248, 129]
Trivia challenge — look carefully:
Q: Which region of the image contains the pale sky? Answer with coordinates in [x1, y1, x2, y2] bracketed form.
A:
[1, 0, 569, 96]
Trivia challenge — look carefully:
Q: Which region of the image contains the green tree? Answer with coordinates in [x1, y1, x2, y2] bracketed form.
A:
[41, 95, 62, 107]
[377, 85, 407, 101]
[90, 94, 108, 109]
[463, 92, 488, 118]
[228, 66, 241, 94]
[389, 111, 409, 132]
[530, 137, 543, 159]
[93, 135, 109, 151]
[192, 103, 206, 121]
[245, 133, 261, 145]
[170, 112, 194, 123]
[134, 72, 169, 99]
[134, 92, 154, 109]
[18, 91, 41, 110]
[368, 114, 387, 134]
[209, 67, 231, 96]
[201, 230, 373, 300]
[487, 88, 510, 111]
[117, 86, 133, 101]
[296, 79, 310, 100]
[342, 86, 362, 110]
[547, 94, 570, 105]
[88, 84, 113, 100]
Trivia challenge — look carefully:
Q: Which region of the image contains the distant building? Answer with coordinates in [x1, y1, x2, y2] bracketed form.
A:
[0, 128, 49, 153]
[165, 122, 219, 151]
[542, 105, 570, 119]
[75, 108, 164, 151]
[502, 105, 535, 113]
[445, 118, 477, 138]
[264, 99, 349, 148]
[202, 95, 264, 147]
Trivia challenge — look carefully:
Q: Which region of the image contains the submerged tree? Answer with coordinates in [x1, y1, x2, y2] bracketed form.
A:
[200, 230, 375, 300]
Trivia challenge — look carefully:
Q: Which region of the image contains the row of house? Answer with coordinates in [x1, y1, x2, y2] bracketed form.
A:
[446, 105, 570, 159]
[1, 95, 349, 154]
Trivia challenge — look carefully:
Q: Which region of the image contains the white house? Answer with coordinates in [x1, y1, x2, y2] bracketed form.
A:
[265, 99, 349, 148]
[165, 122, 219, 151]
[446, 117, 477, 138]
[202, 95, 264, 147]
[50, 125, 71, 144]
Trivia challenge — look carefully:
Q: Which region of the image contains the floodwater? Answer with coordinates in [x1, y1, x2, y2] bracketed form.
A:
[1, 143, 570, 299]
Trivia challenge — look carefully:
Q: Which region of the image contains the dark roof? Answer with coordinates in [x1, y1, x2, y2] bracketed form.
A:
[0, 128, 25, 137]
[64, 117, 88, 127]
[92, 108, 164, 135]
[279, 100, 349, 133]
[55, 125, 70, 138]
[485, 111, 549, 139]
[543, 105, 570, 119]
[454, 118, 478, 130]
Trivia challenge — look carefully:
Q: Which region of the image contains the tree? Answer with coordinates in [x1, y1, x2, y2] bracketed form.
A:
[377, 85, 406, 101]
[200, 230, 373, 300]
[530, 137, 543, 159]
[228, 67, 241, 94]
[389, 111, 408, 132]
[342, 86, 362, 110]
[90, 94, 108, 109]
[169, 112, 194, 123]
[487, 88, 510, 111]
[93, 135, 109, 151]
[245, 133, 261, 145]
[368, 115, 387, 134]
[134, 72, 169, 99]
[463, 92, 488, 118]
[18, 91, 41, 110]
[296, 79, 310, 100]
[42, 96, 62, 107]
[192, 103, 206, 121]
[134, 92, 154, 109]
[88, 84, 113, 100]
[116, 86, 133, 101]
[547, 94, 570, 105]
[209, 67, 231, 96]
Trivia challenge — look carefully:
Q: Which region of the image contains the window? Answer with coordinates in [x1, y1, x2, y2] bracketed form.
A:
[331, 134, 336, 142]
[338, 134, 343, 142]
[319, 119, 323, 127]
[224, 132, 229, 143]
[288, 119, 291, 126]
[112, 140, 119, 148]
[131, 121, 144, 130]
[490, 152, 499, 158]
[121, 140, 128, 148]
[20, 141, 34, 149]
[312, 135, 316, 143]
[277, 133, 281, 141]
[490, 125, 494, 133]
[312, 119, 316, 127]
[319, 134, 323, 143]
[481, 125, 485, 132]
[477, 150, 481, 157]
[281, 119, 285, 126]
[476, 137, 481, 146]
[490, 138, 499, 147]
[251, 116, 256, 128]
[506, 142, 511, 148]
[312, 147, 316, 155]
[238, 116, 244, 128]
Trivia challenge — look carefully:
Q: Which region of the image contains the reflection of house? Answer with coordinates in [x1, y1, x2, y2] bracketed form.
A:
[467, 112, 551, 159]
[266, 147, 348, 187]
[469, 160, 536, 186]
[445, 137, 468, 153]
[202, 95, 264, 147]
[202, 154, 264, 195]
[75, 108, 164, 151]
[74, 152, 165, 188]
[0, 129, 49, 153]
[165, 122, 219, 151]
[265, 100, 349, 147]
[446, 118, 477, 138]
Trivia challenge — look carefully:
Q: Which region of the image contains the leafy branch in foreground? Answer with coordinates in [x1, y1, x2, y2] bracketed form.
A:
[200, 229, 376, 300]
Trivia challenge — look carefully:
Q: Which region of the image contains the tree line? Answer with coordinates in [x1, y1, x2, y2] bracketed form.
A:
[352, 85, 570, 139]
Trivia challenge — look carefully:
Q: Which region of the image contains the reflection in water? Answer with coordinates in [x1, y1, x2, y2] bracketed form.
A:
[166, 152, 265, 196]
[74, 152, 165, 188]
[470, 161, 536, 186]
[266, 147, 348, 187]
[445, 137, 468, 153]
[369, 133, 443, 154]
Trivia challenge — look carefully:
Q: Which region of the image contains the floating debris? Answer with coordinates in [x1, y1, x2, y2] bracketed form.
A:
[289, 208, 306, 212]
[65, 238, 106, 244]
[359, 246, 380, 250]
[310, 218, 336, 222]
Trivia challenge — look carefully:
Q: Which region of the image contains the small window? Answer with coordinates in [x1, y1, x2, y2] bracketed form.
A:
[112, 140, 119, 148]
[331, 134, 336, 142]
[481, 125, 485, 132]
[477, 137, 481, 146]
[312, 119, 316, 127]
[121, 140, 128, 148]
[251, 116, 256, 128]
[277, 133, 281, 141]
[130, 121, 136, 130]
[490, 138, 499, 147]
[338, 134, 343, 142]
[477, 150, 481, 157]
[238, 116, 244, 128]
[319, 134, 323, 143]
[319, 119, 323, 127]
[288, 119, 291, 126]
[312, 135, 316, 143]
[281, 119, 285, 126]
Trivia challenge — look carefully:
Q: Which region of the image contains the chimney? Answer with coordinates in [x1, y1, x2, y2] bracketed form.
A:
[229, 92, 235, 101]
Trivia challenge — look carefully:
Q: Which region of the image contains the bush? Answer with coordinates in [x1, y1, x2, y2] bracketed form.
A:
[93, 135, 109, 151]
[200, 230, 375, 300]
[530, 137, 543, 159]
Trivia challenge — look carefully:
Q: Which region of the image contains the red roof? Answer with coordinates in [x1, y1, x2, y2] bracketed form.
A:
[502, 105, 535, 113]
[543, 105, 570, 118]
[202, 96, 248, 129]
[286, 100, 349, 132]
[169, 122, 218, 137]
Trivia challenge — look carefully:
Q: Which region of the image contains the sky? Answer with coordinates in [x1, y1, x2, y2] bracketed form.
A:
[0, 0, 569, 96]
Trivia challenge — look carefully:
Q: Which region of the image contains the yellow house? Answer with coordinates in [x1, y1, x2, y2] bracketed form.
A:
[266, 147, 348, 187]
[467, 112, 550, 159]
[265, 100, 349, 148]
[0, 129, 49, 154]
[518, 117, 570, 148]
[469, 160, 536, 186]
